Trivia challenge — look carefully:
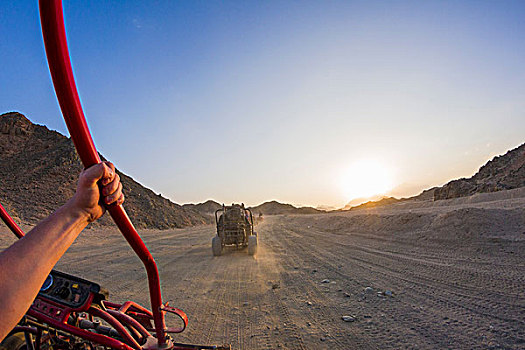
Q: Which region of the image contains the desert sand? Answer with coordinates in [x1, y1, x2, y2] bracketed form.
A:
[1, 188, 524, 349]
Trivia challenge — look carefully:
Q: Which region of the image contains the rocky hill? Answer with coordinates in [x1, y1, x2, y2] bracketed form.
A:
[183, 200, 222, 215]
[183, 199, 322, 216]
[0, 112, 210, 229]
[434, 143, 525, 200]
[250, 201, 322, 215]
[343, 143, 524, 210]
[342, 196, 400, 211]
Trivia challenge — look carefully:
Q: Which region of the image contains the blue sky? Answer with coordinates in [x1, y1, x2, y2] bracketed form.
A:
[1, 1, 524, 208]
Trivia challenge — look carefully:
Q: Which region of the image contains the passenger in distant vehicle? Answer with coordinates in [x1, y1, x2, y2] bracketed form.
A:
[0, 162, 124, 341]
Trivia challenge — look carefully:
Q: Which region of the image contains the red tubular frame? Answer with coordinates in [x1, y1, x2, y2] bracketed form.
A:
[26, 307, 135, 350]
[89, 307, 142, 350]
[105, 309, 151, 341]
[0, 203, 25, 239]
[38, 0, 166, 345]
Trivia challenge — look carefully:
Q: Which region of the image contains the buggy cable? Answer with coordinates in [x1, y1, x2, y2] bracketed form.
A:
[38, 0, 167, 346]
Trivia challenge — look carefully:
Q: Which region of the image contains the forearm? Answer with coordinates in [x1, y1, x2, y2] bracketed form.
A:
[0, 199, 89, 340]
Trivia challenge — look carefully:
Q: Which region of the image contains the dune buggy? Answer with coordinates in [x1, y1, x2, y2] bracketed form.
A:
[212, 204, 258, 256]
[0, 1, 230, 349]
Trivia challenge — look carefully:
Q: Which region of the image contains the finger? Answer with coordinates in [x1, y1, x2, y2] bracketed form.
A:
[80, 163, 111, 187]
[101, 162, 116, 185]
[102, 173, 120, 196]
[105, 182, 123, 205]
[116, 193, 125, 206]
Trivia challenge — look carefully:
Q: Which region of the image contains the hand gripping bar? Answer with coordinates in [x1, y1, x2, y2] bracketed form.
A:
[38, 0, 167, 345]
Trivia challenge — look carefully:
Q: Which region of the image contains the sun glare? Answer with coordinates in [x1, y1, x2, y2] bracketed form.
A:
[341, 159, 394, 201]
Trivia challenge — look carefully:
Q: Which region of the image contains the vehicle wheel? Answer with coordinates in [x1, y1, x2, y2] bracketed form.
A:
[248, 235, 258, 256]
[212, 235, 222, 256]
[0, 333, 26, 350]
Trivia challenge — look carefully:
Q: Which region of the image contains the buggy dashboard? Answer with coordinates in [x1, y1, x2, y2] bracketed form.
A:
[32, 270, 103, 317]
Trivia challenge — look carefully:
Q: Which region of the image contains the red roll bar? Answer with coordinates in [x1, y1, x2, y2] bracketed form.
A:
[0, 203, 25, 239]
[38, 0, 167, 346]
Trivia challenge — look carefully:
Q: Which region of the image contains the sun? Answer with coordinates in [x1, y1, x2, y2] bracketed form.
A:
[341, 159, 394, 201]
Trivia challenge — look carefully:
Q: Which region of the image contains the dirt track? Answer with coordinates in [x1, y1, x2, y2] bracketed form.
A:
[1, 194, 524, 349]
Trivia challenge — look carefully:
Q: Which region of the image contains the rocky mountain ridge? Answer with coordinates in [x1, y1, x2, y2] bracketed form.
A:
[182, 200, 222, 215]
[184, 199, 323, 216]
[0, 112, 209, 229]
[250, 201, 322, 215]
[433, 143, 525, 200]
[345, 142, 524, 210]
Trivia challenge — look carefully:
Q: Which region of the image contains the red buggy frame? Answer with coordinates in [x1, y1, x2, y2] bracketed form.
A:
[0, 1, 229, 349]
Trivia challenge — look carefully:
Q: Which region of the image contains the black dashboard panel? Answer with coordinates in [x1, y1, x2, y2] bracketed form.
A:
[38, 270, 101, 309]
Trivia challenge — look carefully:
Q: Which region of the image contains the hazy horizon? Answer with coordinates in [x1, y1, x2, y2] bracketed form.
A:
[2, 1, 524, 208]
[6, 111, 520, 210]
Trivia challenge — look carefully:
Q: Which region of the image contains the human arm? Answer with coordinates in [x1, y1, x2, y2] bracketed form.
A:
[0, 162, 124, 341]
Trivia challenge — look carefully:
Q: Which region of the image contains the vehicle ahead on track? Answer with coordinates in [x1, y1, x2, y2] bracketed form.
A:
[212, 204, 257, 256]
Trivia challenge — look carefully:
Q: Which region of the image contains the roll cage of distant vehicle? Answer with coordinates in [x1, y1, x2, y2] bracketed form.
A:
[0, 1, 230, 349]
[212, 204, 258, 256]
